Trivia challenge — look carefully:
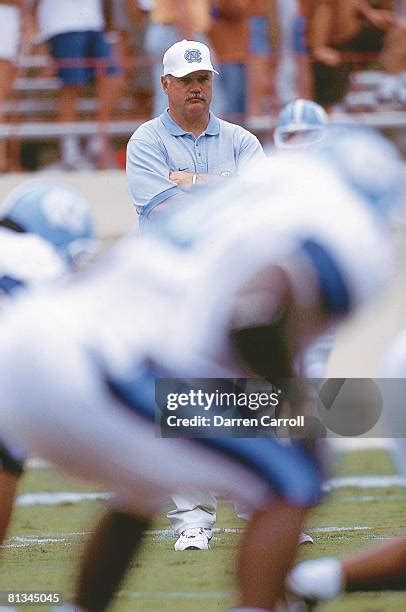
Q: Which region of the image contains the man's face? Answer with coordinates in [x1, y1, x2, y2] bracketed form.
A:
[162, 70, 213, 121]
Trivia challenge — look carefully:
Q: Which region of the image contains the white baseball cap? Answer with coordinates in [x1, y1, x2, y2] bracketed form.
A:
[162, 40, 219, 78]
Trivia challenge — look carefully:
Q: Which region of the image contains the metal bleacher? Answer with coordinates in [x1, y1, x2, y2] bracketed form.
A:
[2, 50, 406, 166]
[2, 50, 144, 141]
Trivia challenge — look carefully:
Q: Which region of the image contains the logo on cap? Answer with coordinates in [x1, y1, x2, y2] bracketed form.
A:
[184, 49, 202, 64]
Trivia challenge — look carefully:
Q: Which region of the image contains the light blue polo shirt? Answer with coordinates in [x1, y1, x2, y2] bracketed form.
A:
[126, 111, 265, 219]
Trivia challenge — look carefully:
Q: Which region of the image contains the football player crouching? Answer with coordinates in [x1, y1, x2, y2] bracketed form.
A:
[0, 127, 402, 612]
[0, 179, 95, 546]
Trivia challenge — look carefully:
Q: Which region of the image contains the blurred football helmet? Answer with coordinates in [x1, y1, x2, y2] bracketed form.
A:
[0, 180, 94, 262]
[274, 98, 328, 149]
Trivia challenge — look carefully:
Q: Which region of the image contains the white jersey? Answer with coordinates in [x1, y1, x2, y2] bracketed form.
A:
[0, 150, 397, 514]
[0, 228, 67, 295]
[0, 228, 67, 468]
[36, 0, 105, 41]
[159, 153, 393, 307]
[157, 154, 393, 372]
[0, 153, 394, 385]
[0, 233, 196, 377]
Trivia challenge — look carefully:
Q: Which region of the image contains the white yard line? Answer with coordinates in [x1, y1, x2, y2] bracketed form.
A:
[2, 525, 383, 550]
[15, 475, 406, 509]
[310, 525, 370, 533]
[337, 494, 406, 502]
[16, 491, 112, 506]
[323, 475, 406, 490]
[4, 475, 403, 550]
[118, 590, 234, 600]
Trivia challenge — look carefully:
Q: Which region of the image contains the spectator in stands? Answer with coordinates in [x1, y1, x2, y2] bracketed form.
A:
[208, 0, 250, 121]
[108, 1, 135, 78]
[306, 0, 396, 110]
[143, 0, 225, 117]
[274, 0, 311, 105]
[292, 1, 314, 99]
[31, 0, 123, 170]
[127, 1, 153, 115]
[0, 1, 27, 173]
[246, 0, 278, 116]
[107, 1, 153, 117]
[378, 0, 406, 103]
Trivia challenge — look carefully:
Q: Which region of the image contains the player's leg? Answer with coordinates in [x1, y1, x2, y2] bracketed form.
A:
[233, 499, 314, 547]
[0, 470, 19, 544]
[74, 509, 152, 612]
[0, 442, 24, 544]
[287, 398, 406, 603]
[343, 537, 406, 591]
[236, 499, 308, 610]
[287, 536, 406, 608]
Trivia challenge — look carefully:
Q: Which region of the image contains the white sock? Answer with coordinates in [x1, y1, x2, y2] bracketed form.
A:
[287, 557, 344, 601]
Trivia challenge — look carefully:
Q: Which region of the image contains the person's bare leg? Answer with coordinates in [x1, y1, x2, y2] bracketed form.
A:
[94, 73, 123, 169]
[58, 84, 83, 123]
[74, 509, 152, 611]
[0, 471, 19, 544]
[58, 85, 84, 167]
[343, 537, 406, 591]
[296, 55, 314, 99]
[288, 536, 406, 603]
[237, 498, 307, 609]
[0, 59, 16, 172]
[247, 55, 273, 117]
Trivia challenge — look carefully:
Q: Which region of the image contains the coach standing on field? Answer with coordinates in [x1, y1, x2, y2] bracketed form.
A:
[126, 39, 265, 224]
[126, 39, 264, 551]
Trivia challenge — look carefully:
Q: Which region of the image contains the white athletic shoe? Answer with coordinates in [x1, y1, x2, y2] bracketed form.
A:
[174, 527, 212, 551]
[299, 532, 314, 545]
[287, 557, 344, 604]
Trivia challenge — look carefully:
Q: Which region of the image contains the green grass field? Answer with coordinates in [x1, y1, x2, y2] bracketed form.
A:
[1, 448, 405, 611]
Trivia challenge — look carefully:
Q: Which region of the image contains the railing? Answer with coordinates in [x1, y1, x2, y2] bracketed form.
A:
[1, 51, 405, 170]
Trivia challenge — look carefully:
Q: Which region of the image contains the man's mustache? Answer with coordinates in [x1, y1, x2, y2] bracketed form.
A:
[185, 94, 206, 101]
